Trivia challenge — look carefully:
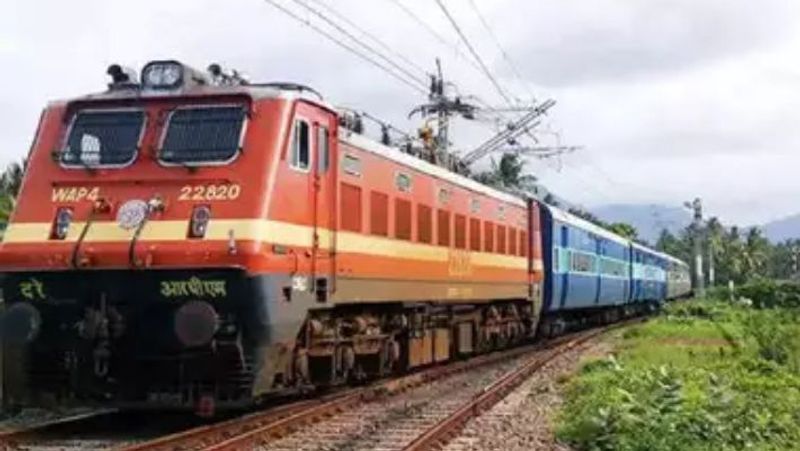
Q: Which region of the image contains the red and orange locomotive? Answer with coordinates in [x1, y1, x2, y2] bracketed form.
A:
[0, 61, 544, 414]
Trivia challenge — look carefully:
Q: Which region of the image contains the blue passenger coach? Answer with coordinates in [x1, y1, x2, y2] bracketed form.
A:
[539, 203, 671, 335]
[630, 242, 668, 304]
[541, 205, 632, 313]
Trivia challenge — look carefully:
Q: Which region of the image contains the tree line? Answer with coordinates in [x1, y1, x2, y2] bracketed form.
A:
[656, 219, 798, 284]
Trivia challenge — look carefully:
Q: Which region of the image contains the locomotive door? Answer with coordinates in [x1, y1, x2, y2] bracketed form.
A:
[310, 112, 338, 301]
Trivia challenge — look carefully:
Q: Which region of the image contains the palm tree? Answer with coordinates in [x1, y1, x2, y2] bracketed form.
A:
[0, 158, 26, 224]
[743, 227, 770, 277]
[1, 159, 25, 198]
[473, 153, 538, 192]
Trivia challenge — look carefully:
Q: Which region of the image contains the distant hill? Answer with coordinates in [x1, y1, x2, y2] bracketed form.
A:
[589, 204, 800, 244]
[591, 204, 692, 245]
[763, 213, 800, 242]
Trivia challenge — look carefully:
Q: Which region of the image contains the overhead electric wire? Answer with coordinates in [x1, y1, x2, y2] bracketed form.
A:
[288, 0, 429, 91]
[433, 0, 515, 107]
[385, 0, 485, 75]
[308, 0, 430, 77]
[264, 0, 427, 94]
[384, 0, 536, 132]
[465, 0, 536, 102]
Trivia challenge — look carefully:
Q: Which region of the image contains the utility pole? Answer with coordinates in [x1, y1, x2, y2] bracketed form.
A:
[708, 239, 715, 287]
[408, 59, 477, 168]
[685, 198, 704, 297]
[792, 244, 799, 280]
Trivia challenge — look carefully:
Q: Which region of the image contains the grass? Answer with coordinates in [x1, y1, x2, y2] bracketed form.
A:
[555, 297, 800, 451]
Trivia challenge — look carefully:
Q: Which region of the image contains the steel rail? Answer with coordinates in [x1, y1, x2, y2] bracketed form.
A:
[401, 320, 643, 451]
[0, 408, 118, 446]
[128, 339, 556, 451]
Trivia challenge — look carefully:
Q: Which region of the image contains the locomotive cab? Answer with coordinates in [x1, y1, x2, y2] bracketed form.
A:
[0, 60, 341, 413]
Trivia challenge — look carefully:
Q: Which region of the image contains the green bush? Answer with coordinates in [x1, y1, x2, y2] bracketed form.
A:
[556, 298, 800, 450]
[735, 279, 800, 309]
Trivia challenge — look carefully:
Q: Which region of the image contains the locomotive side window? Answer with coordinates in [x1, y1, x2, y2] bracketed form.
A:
[395, 199, 412, 241]
[417, 204, 432, 244]
[437, 210, 450, 246]
[454, 214, 466, 249]
[291, 119, 311, 170]
[497, 225, 506, 254]
[160, 106, 245, 165]
[370, 191, 388, 236]
[317, 125, 329, 173]
[469, 218, 481, 251]
[340, 183, 362, 232]
[61, 110, 144, 167]
[484, 221, 494, 252]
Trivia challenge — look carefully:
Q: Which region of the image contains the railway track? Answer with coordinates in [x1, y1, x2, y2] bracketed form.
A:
[125, 321, 632, 451]
[0, 410, 130, 450]
[0, 409, 202, 450]
[0, 409, 119, 449]
[120, 340, 545, 451]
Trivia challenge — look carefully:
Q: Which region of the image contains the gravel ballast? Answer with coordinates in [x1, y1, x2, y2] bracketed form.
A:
[443, 338, 614, 451]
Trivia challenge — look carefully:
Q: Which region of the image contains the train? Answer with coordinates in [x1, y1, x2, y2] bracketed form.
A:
[0, 60, 691, 416]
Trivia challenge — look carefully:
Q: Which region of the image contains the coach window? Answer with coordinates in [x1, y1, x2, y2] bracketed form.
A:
[290, 119, 311, 171]
[571, 252, 595, 273]
[317, 125, 329, 173]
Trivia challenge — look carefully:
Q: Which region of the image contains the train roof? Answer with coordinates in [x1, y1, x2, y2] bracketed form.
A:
[544, 204, 630, 246]
[656, 250, 689, 267]
[631, 242, 687, 266]
[56, 83, 329, 108]
[342, 131, 527, 208]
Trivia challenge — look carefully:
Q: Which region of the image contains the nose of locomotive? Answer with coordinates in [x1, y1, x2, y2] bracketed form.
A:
[1, 302, 41, 344]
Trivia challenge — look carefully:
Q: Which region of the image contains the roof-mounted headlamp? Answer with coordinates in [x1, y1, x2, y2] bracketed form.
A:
[141, 60, 208, 90]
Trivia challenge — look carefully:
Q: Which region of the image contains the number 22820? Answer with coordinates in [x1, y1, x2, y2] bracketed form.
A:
[178, 184, 242, 201]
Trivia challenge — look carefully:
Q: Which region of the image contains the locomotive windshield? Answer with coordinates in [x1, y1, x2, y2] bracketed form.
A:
[159, 106, 246, 164]
[61, 110, 145, 167]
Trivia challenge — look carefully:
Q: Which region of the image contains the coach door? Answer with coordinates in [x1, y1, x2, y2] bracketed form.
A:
[310, 112, 338, 302]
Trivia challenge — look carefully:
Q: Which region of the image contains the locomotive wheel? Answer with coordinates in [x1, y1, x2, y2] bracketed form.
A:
[337, 345, 355, 382]
[293, 350, 310, 385]
[379, 338, 400, 376]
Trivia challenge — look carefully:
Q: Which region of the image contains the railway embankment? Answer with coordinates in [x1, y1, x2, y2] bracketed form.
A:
[556, 281, 800, 451]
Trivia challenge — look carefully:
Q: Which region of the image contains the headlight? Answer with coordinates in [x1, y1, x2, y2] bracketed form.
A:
[2, 303, 41, 344]
[51, 207, 73, 240]
[174, 301, 218, 348]
[189, 205, 211, 238]
[141, 60, 184, 89]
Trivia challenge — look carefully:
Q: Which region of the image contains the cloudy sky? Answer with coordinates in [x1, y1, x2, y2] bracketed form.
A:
[2, 0, 799, 226]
